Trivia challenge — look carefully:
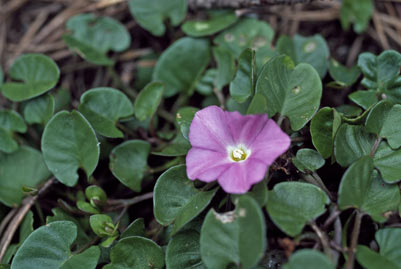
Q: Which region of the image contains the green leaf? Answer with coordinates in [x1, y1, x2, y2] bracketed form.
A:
[89, 214, 117, 237]
[176, 106, 198, 140]
[152, 132, 191, 156]
[42, 110, 100, 186]
[365, 101, 401, 149]
[153, 37, 210, 97]
[214, 18, 274, 58]
[1, 54, 59, 102]
[328, 58, 361, 87]
[338, 156, 400, 222]
[277, 34, 330, 78]
[336, 104, 362, 117]
[373, 141, 401, 183]
[310, 107, 342, 159]
[255, 55, 322, 130]
[230, 48, 255, 103]
[154, 165, 217, 234]
[212, 46, 235, 89]
[104, 236, 165, 269]
[357, 228, 401, 269]
[128, 0, 187, 36]
[78, 87, 134, 138]
[340, 0, 373, 33]
[266, 182, 329, 236]
[109, 140, 150, 192]
[22, 94, 54, 125]
[11, 221, 77, 269]
[246, 92, 268, 115]
[60, 246, 100, 269]
[292, 148, 325, 173]
[349, 90, 378, 110]
[182, 10, 238, 37]
[76, 201, 100, 214]
[283, 249, 335, 269]
[246, 178, 268, 207]
[0, 146, 50, 206]
[166, 230, 205, 269]
[134, 82, 164, 121]
[85, 185, 107, 204]
[121, 218, 146, 239]
[0, 65, 3, 86]
[334, 124, 376, 167]
[0, 110, 27, 153]
[200, 195, 266, 269]
[195, 69, 216, 96]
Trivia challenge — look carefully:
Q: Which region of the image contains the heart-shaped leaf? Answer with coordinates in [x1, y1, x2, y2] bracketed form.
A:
[283, 250, 335, 269]
[176, 106, 198, 140]
[134, 82, 164, 121]
[0, 146, 50, 206]
[1, 54, 60, 102]
[78, 87, 133, 138]
[109, 140, 150, 192]
[154, 165, 217, 235]
[22, 94, 54, 125]
[0, 110, 27, 153]
[230, 48, 256, 103]
[128, 0, 187, 36]
[60, 246, 100, 269]
[104, 236, 165, 269]
[42, 110, 99, 186]
[255, 55, 322, 131]
[153, 37, 210, 97]
[200, 195, 266, 269]
[292, 148, 325, 173]
[328, 58, 361, 87]
[373, 141, 401, 183]
[348, 90, 378, 109]
[266, 182, 329, 236]
[121, 218, 146, 239]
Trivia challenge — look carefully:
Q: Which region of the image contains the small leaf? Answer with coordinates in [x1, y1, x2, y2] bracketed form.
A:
[109, 140, 150, 192]
[373, 141, 401, 183]
[154, 165, 217, 235]
[176, 106, 198, 140]
[152, 132, 191, 156]
[85, 185, 107, 204]
[182, 10, 238, 37]
[42, 110, 100, 186]
[277, 34, 330, 78]
[340, 0, 374, 33]
[0, 110, 27, 153]
[121, 218, 146, 239]
[336, 104, 362, 117]
[348, 90, 378, 109]
[230, 48, 255, 103]
[78, 87, 134, 138]
[310, 107, 342, 159]
[22, 94, 54, 125]
[255, 55, 322, 131]
[60, 246, 100, 269]
[11, 221, 77, 269]
[212, 46, 235, 89]
[89, 214, 117, 237]
[76, 201, 99, 214]
[0, 146, 50, 206]
[266, 182, 329, 236]
[292, 148, 325, 173]
[195, 69, 216, 96]
[338, 156, 400, 222]
[283, 249, 335, 269]
[328, 58, 361, 86]
[200, 195, 266, 269]
[153, 37, 210, 97]
[1, 54, 59, 102]
[104, 236, 165, 269]
[128, 0, 187, 36]
[166, 230, 205, 269]
[134, 82, 164, 121]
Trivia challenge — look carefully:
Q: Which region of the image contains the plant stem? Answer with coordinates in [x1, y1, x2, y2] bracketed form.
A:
[107, 192, 154, 209]
[149, 157, 183, 174]
[277, 115, 285, 127]
[302, 173, 334, 201]
[345, 211, 363, 269]
[310, 222, 334, 262]
[370, 136, 382, 157]
[213, 87, 225, 109]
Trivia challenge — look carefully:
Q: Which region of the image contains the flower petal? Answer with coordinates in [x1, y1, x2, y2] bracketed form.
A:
[186, 147, 231, 182]
[249, 119, 291, 165]
[188, 106, 234, 152]
[225, 111, 269, 145]
[217, 159, 267, 194]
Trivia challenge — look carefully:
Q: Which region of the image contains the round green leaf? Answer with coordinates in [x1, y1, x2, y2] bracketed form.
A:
[182, 10, 238, 37]
[22, 94, 54, 125]
[1, 54, 60, 102]
[200, 195, 266, 269]
[109, 140, 150, 192]
[338, 156, 400, 222]
[310, 107, 342, 159]
[176, 106, 198, 140]
[373, 141, 401, 183]
[348, 89, 378, 110]
[229, 48, 255, 103]
[328, 58, 361, 87]
[60, 246, 100, 269]
[266, 182, 329, 237]
[0, 110, 27, 153]
[11, 221, 77, 269]
[134, 82, 164, 121]
[277, 34, 330, 78]
[154, 165, 217, 235]
[78, 87, 133, 138]
[0, 146, 50, 207]
[166, 230, 205, 269]
[104, 236, 165, 269]
[292, 148, 325, 173]
[89, 214, 116, 237]
[128, 0, 187, 36]
[283, 249, 335, 269]
[356, 228, 401, 269]
[255, 55, 322, 131]
[41, 110, 100, 186]
[153, 37, 210, 97]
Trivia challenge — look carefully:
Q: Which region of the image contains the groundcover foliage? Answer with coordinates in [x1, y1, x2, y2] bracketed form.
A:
[1, 1, 401, 268]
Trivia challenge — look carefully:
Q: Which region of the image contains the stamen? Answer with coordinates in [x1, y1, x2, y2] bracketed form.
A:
[230, 147, 248, 162]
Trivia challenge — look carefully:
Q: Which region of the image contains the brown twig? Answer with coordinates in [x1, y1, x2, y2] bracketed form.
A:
[372, 11, 391, 49]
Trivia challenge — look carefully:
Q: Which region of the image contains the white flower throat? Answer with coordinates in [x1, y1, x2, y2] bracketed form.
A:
[228, 144, 251, 162]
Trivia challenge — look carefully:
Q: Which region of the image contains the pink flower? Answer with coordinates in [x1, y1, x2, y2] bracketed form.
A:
[186, 106, 291, 194]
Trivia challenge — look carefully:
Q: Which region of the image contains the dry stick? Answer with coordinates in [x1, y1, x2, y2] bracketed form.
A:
[310, 222, 334, 262]
[372, 12, 391, 50]
[383, 25, 401, 48]
[188, 0, 311, 9]
[346, 35, 364, 67]
[0, 208, 18, 237]
[0, 177, 55, 263]
[345, 211, 364, 269]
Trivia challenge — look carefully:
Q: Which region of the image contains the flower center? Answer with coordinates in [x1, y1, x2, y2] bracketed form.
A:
[228, 145, 250, 162]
